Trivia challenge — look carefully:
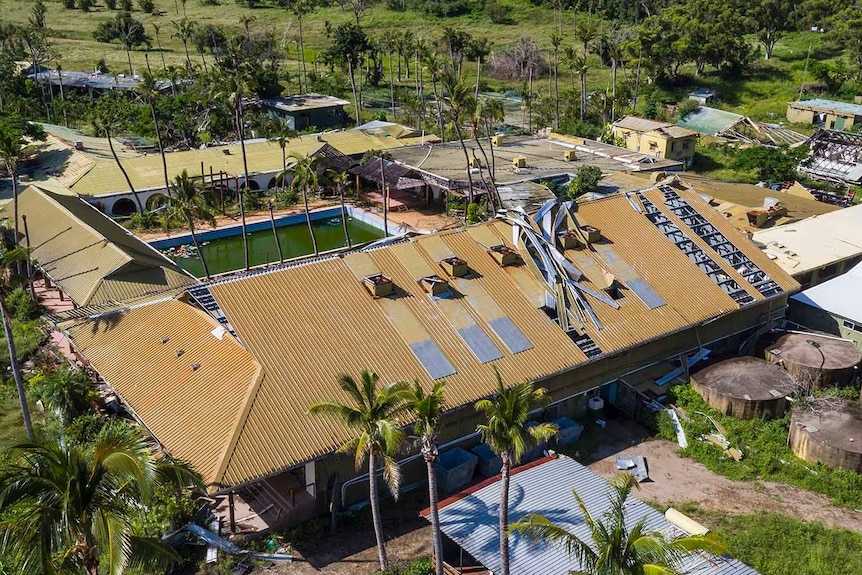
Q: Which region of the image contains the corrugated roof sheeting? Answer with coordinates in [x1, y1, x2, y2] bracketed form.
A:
[433, 456, 761, 575]
[66, 299, 262, 486]
[210, 229, 585, 485]
[16, 187, 195, 306]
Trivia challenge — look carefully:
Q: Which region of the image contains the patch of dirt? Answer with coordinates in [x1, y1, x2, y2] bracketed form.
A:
[588, 438, 862, 533]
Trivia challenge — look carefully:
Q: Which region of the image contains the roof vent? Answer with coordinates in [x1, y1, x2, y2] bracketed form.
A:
[419, 274, 450, 296]
[440, 256, 469, 277]
[557, 229, 583, 250]
[563, 149, 577, 161]
[512, 156, 527, 169]
[362, 273, 394, 297]
[161, 336, 170, 344]
[581, 225, 602, 243]
[190, 363, 200, 371]
[175, 349, 184, 357]
[489, 244, 518, 267]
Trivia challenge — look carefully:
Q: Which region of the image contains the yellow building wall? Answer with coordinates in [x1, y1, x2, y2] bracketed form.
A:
[787, 105, 814, 124]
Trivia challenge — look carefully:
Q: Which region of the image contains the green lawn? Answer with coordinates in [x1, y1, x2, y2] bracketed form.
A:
[671, 505, 862, 575]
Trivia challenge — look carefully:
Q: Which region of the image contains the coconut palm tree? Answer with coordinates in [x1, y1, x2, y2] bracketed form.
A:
[327, 168, 352, 247]
[136, 71, 172, 200]
[0, 248, 33, 440]
[91, 92, 145, 213]
[550, 32, 562, 130]
[308, 370, 410, 571]
[263, 117, 298, 172]
[382, 31, 398, 120]
[0, 424, 203, 575]
[165, 170, 214, 279]
[281, 151, 320, 256]
[572, 54, 589, 121]
[475, 371, 558, 575]
[422, 51, 446, 141]
[171, 19, 195, 72]
[478, 97, 504, 195]
[511, 472, 728, 575]
[0, 127, 26, 243]
[403, 380, 446, 575]
[441, 71, 477, 206]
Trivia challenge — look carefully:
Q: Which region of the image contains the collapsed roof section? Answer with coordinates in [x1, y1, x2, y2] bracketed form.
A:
[678, 106, 807, 146]
[800, 128, 862, 185]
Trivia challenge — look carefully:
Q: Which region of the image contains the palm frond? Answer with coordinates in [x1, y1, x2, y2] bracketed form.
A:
[380, 454, 402, 499]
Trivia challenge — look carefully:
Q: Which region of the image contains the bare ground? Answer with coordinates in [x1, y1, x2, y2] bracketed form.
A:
[248, 435, 862, 575]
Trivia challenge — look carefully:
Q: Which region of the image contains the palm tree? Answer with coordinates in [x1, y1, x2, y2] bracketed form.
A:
[382, 31, 398, 120]
[470, 99, 500, 212]
[550, 32, 562, 130]
[91, 93, 145, 213]
[574, 16, 599, 57]
[0, 248, 33, 440]
[422, 51, 446, 141]
[152, 23, 167, 71]
[286, 0, 314, 93]
[0, 424, 203, 575]
[328, 169, 352, 247]
[475, 372, 558, 575]
[441, 71, 477, 206]
[572, 54, 589, 121]
[511, 473, 728, 575]
[282, 151, 320, 256]
[562, 45, 578, 92]
[136, 71, 172, 200]
[172, 19, 195, 72]
[0, 127, 26, 243]
[403, 380, 446, 575]
[165, 170, 215, 279]
[478, 97, 504, 196]
[308, 370, 410, 571]
[263, 117, 297, 172]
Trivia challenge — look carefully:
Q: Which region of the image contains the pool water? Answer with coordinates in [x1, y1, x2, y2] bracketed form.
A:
[167, 216, 383, 277]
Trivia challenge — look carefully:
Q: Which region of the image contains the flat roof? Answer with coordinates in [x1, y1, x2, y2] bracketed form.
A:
[789, 98, 862, 116]
[678, 106, 744, 136]
[261, 93, 350, 112]
[613, 116, 672, 133]
[791, 262, 862, 323]
[752, 204, 862, 275]
[429, 455, 761, 575]
[14, 186, 195, 306]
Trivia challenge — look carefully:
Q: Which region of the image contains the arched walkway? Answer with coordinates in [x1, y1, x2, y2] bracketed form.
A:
[146, 193, 169, 211]
[111, 198, 138, 217]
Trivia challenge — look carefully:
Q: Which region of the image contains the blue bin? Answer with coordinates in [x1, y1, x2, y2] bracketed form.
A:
[435, 448, 479, 493]
[470, 443, 503, 477]
[552, 417, 584, 445]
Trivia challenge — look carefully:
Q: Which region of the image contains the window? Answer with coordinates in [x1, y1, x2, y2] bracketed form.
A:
[671, 142, 677, 152]
[843, 320, 860, 333]
[649, 141, 658, 150]
[683, 140, 691, 149]
[819, 262, 840, 280]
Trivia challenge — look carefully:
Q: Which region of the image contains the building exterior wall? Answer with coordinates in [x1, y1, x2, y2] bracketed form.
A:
[788, 302, 862, 351]
[786, 104, 859, 129]
[786, 105, 815, 124]
[266, 105, 347, 131]
[610, 127, 695, 165]
[792, 255, 862, 289]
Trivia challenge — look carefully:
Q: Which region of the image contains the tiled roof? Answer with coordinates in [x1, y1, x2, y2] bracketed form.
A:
[16, 186, 195, 306]
[64, 298, 263, 486]
[429, 455, 761, 575]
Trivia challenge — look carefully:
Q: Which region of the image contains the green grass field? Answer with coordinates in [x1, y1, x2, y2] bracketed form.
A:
[2, 0, 851, 123]
[672, 505, 862, 575]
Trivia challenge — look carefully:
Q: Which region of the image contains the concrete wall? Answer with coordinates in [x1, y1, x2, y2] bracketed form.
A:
[691, 378, 786, 420]
[792, 255, 862, 290]
[786, 104, 859, 130]
[610, 127, 695, 166]
[788, 303, 862, 352]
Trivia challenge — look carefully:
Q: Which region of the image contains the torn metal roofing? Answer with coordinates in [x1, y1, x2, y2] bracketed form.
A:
[15, 186, 195, 306]
[429, 455, 761, 575]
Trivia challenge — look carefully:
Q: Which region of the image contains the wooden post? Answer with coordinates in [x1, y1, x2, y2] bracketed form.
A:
[228, 491, 236, 534]
[21, 215, 36, 302]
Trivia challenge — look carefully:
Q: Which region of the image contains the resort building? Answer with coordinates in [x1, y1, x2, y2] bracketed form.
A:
[789, 262, 862, 351]
[55, 179, 797, 532]
[752, 204, 862, 289]
[611, 116, 698, 166]
[787, 98, 862, 131]
[677, 106, 806, 146]
[261, 94, 350, 131]
[27, 68, 176, 98]
[801, 128, 862, 186]
[15, 186, 196, 308]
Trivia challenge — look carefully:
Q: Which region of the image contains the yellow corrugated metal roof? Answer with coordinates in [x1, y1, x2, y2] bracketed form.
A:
[65, 298, 263, 486]
[16, 186, 195, 306]
[70, 129, 431, 196]
[66, 184, 799, 488]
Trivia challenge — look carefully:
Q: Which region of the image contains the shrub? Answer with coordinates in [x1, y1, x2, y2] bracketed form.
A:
[63, 0, 75, 8]
[423, 0, 470, 17]
[77, 0, 93, 11]
[105, 0, 117, 8]
[29, 368, 96, 423]
[120, 0, 132, 10]
[567, 165, 603, 198]
[484, 0, 513, 24]
[275, 187, 298, 208]
[138, 0, 155, 13]
[5, 288, 44, 322]
[242, 191, 263, 213]
[466, 202, 480, 224]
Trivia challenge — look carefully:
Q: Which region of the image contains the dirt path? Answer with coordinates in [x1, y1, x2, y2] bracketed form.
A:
[588, 439, 862, 534]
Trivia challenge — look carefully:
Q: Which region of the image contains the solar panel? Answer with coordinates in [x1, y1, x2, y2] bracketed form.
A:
[458, 325, 503, 363]
[409, 339, 457, 379]
[627, 278, 667, 309]
[489, 316, 533, 354]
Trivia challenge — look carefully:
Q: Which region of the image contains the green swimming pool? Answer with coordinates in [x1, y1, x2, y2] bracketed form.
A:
[164, 216, 383, 277]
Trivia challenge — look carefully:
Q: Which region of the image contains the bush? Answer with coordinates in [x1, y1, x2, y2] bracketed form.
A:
[484, 0, 513, 23]
[105, 0, 117, 8]
[466, 202, 480, 224]
[567, 165, 603, 198]
[129, 211, 160, 231]
[378, 557, 433, 575]
[29, 368, 96, 423]
[120, 0, 132, 10]
[0, 321, 45, 368]
[676, 98, 700, 119]
[138, 0, 155, 13]
[423, 0, 470, 17]
[5, 288, 44, 323]
[242, 191, 263, 213]
[77, 0, 93, 11]
[275, 187, 298, 208]
[63, 0, 75, 7]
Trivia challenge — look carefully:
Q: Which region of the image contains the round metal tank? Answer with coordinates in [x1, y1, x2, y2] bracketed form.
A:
[761, 332, 861, 389]
[789, 401, 862, 472]
[691, 357, 793, 419]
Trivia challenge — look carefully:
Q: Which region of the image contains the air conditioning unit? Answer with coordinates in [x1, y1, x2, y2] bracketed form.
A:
[362, 273, 394, 297]
[489, 244, 518, 267]
[512, 156, 527, 169]
[557, 229, 582, 250]
[419, 274, 450, 296]
[491, 135, 504, 146]
[469, 156, 482, 168]
[563, 149, 577, 161]
[440, 256, 469, 277]
[581, 225, 602, 243]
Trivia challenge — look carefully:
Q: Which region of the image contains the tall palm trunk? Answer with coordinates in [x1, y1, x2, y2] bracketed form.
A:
[499, 453, 512, 575]
[475, 56, 481, 100]
[182, 39, 192, 72]
[431, 77, 444, 141]
[0, 295, 33, 440]
[104, 128, 144, 213]
[339, 185, 351, 247]
[302, 186, 318, 255]
[9, 168, 19, 243]
[473, 136, 497, 212]
[368, 450, 389, 571]
[425, 453, 443, 575]
[268, 201, 284, 263]
[185, 215, 210, 279]
[453, 121, 474, 205]
[348, 61, 360, 128]
[298, 15, 308, 93]
[553, 51, 560, 130]
[150, 101, 172, 200]
[388, 47, 396, 120]
[235, 105, 250, 270]
[156, 29, 167, 71]
[125, 43, 133, 76]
